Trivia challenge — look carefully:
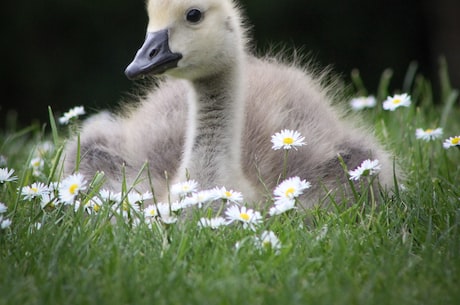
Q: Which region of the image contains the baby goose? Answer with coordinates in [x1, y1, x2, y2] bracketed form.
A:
[64, 0, 395, 207]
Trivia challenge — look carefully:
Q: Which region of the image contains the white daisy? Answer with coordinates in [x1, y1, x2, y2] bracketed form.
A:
[415, 128, 443, 141]
[144, 203, 177, 224]
[225, 205, 262, 231]
[269, 200, 296, 216]
[256, 231, 282, 254]
[59, 106, 86, 124]
[30, 157, 45, 176]
[0, 168, 17, 183]
[58, 173, 87, 204]
[21, 182, 50, 200]
[0, 217, 12, 229]
[156, 203, 178, 224]
[197, 217, 227, 229]
[169, 201, 185, 212]
[213, 186, 244, 204]
[83, 197, 104, 214]
[36, 141, 54, 157]
[140, 191, 154, 201]
[271, 129, 306, 150]
[350, 96, 377, 110]
[182, 190, 216, 208]
[144, 205, 159, 218]
[382, 93, 411, 111]
[348, 159, 381, 181]
[48, 181, 59, 193]
[112, 194, 142, 218]
[273, 176, 311, 202]
[0, 202, 7, 214]
[171, 180, 199, 197]
[98, 189, 117, 202]
[39, 193, 57, 209]
[443, 136, 460, 149]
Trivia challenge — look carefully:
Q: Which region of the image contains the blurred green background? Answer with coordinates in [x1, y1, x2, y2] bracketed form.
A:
[1, 0, 459, 127]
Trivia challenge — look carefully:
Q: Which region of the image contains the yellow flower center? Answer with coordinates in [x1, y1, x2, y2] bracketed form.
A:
[285, 187, 295, 198]
[452, 137, 460, 145]
[93, 204, 100, 212]
[224, 191, 232, 198]
[392, 99, 401, 105]
[425, 129, 433, 133]
[283, 137, 294, 145]
[31, 187, 39, 193]
[69, 183, 79, 195]
[240, 213, 250, 221]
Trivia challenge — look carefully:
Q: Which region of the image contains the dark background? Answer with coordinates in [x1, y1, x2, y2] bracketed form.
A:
[1, 0, 459, 127]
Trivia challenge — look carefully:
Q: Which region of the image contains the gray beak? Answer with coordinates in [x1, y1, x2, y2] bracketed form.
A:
[124, 29, 182, 80]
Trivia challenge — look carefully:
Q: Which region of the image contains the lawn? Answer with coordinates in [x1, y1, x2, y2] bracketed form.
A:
[0, 60, 459, 305]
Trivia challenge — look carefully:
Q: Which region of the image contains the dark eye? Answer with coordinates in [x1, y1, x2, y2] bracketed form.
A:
[186, 8, 203, 24]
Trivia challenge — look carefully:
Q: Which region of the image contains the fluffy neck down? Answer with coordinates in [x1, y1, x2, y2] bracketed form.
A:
[178, 61, 254, 198]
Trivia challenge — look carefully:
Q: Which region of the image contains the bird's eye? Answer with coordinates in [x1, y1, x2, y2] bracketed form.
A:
[185, 8, 203, 24]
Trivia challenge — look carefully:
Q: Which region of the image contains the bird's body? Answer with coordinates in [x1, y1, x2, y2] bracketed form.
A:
[63, 0, 395, 207]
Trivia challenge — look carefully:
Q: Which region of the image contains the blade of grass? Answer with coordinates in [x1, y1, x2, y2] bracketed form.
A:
[48, 106, 59, 146]
[403, 61, 418, 93]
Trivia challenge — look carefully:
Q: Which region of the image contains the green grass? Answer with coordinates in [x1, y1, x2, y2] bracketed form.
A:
[1, 61, 460, 305]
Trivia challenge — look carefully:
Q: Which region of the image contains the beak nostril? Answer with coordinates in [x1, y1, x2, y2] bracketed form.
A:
[149, 49, 159, 59]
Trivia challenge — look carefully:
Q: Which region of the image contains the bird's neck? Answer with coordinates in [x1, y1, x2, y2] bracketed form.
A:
[179, 65, 247, 190]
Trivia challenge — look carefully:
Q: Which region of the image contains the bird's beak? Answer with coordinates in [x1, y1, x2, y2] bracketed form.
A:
[124, 29, 182, 80]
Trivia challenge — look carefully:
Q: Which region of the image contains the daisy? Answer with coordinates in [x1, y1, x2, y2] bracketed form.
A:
[144, 203, 177, 224]
[126, 192, 149, 205]
[197, 217, 227, 229]
[350, 96, 377, 110]
[48, 181, 59, 193]
[443, 136, 460, 149]
[58, 173, 87, 204]
[225, 205, 262, 231]
[39, 193, 57, 209]
[171, 180, 199, 197]
[0, 168, 17, 183]
[213, 186, 244, 204]
[144, 205, 160, 218]
[112, 194, 143, 218]
[36, 141, 54, 157]
[59, 106, 86, 125]
[268, 200, 296, 216]
[415, 128, 443, 141]
[273, 176, 311, 202]
[271, 129, 306, 150]
[30, 157, 45, 176]
[21, 182, 50, 200]
[0, 202, 7, 214]
[83, 197, 104, 214]
[0, 217, 12, 229]
[169, 201, 185, 212]
[382, 93, 411, 111]
[182, 189, 216, 208]
[256, 231, 282, 254]
[156, 203, 178, 224]
[348, 159, 381, 181]
[98, 189, 117, 202]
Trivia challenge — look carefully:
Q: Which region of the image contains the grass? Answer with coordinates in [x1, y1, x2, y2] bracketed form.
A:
[1, 61, 460, 305]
